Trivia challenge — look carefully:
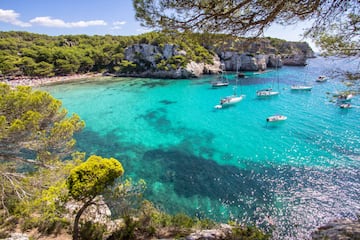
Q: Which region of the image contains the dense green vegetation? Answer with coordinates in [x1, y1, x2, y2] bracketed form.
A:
[0, 31, 214, 78]
[67, 155, 124, 240]
[0, 31, 312, 80]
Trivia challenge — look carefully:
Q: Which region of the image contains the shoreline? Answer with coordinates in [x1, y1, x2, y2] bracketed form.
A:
[1, 73, 105, 88]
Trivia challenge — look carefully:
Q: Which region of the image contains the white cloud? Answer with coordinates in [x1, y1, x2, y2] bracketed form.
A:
[136, 27, 150, 34]
[30, 16, 107, 28]
[113, 21, 126, 26]
[112, 20, 126, 29]
[0, 9, 31, 27]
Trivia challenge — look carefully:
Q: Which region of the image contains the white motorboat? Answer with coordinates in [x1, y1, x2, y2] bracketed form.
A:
[256, 88, 279, 97]
[337, 94, 353, 103]
[266, 115, 287, 122]
[291, 85, 312, 91]
[340, 103, 352, 109]
[316, 75, 328, 82]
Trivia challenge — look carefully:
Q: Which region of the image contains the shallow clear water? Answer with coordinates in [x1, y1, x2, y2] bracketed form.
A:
[41, 57, 360, 239]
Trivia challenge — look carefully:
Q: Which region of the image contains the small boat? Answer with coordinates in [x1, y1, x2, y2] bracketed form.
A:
[340, 103, 352, 109]
[211, 63, 229, 87]
[257, 88, 279, 97]
[237, 72, 246, 78]
[266, 115, 287, 122]
[211, 78, 229, 87]
[291, 85, 312, 91]
[215, 94, 245, 109]
[214, 79, 245, 109]
[257, 61, 280, 97]
[337, 94, 353, 103]
[316, 75, 328, 82]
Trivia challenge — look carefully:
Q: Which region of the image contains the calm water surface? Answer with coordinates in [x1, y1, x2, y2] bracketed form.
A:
[41, 57, 360, 239]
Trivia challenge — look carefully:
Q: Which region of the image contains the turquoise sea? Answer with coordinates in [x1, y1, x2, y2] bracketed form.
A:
[41, 57, 360, 239]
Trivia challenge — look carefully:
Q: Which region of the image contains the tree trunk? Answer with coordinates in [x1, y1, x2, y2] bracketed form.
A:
[72, 199, 93, 240]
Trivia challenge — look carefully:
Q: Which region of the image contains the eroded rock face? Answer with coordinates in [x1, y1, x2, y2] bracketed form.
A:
[65, 196, 112, 226]
[311, 218, 360, 240]
[218, 53, 283, 71]
[281, 53, 307, 66]
[123, 44, 221, 78]
[186, 224, 233, 240]
[122, 39, 313, 78]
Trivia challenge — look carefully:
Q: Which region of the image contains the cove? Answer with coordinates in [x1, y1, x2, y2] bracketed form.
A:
[41, 57, 360, 239]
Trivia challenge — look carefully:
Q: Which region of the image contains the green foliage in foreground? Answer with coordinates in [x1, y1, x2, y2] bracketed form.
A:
[67, 155, 124, 240]
[67, 155, 124, 201]
[230, 225, 270, 240]
[105, 200, 269, 240]
[0, 83, 84, 217]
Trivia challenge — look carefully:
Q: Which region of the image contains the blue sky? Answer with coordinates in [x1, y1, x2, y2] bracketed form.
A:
[0, 0, 316, 49]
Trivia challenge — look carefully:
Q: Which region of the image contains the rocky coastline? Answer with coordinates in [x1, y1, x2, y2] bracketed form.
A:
[117, 39, 314, 79]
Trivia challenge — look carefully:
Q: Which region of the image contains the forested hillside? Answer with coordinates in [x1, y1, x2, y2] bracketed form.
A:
[0, 31, 213, 78]
[0, 31, 313, 79]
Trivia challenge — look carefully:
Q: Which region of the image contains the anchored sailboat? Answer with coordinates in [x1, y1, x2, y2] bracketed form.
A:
[211, 63, 229, 87]
[291, 75, 312, 91]
[214, 79, 245, 109]
[256, 88, 279, 97]
[257, 57, 280, 97]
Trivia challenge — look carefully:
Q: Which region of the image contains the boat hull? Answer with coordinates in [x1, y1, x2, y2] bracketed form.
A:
[316, 76, 328, 82]
[291, 85, 312, 91]
[340, 103, 351, 109]
[215, 95, 245, 109]
[221, 95, 244, 106]
[266, 115, 287, 122]
[257, 91, 279, 97]
[212, 82, 229, 87]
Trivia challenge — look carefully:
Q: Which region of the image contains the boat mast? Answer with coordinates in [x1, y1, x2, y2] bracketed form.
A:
[235, 56, 241, 95]
[276, 55, 280, 92]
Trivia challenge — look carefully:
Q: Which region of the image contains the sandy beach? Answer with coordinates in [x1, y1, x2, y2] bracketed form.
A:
[2, 73, 105, 88]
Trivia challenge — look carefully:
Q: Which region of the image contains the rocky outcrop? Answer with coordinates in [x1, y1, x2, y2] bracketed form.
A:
[122, 44, 221, 78]
[186, 55, 222, 76]
[122, 38, 313, 78]
[311, 218, 360, 240]
[3, 233, 29, 240]
[186, 224, 233, 240]
[213, 38, 314, 69]
[217, 52, 283, 71]
[64, 196, 119, 232]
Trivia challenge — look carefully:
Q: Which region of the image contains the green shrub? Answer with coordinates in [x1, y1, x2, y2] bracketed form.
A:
[107, 216, 138, 240]
[171, 213, 194, 228]
[79, 221, 106, 240]
[230, 225, 270, 240]
[195, 218, 216, 229]
[38, 217, 70, 235]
